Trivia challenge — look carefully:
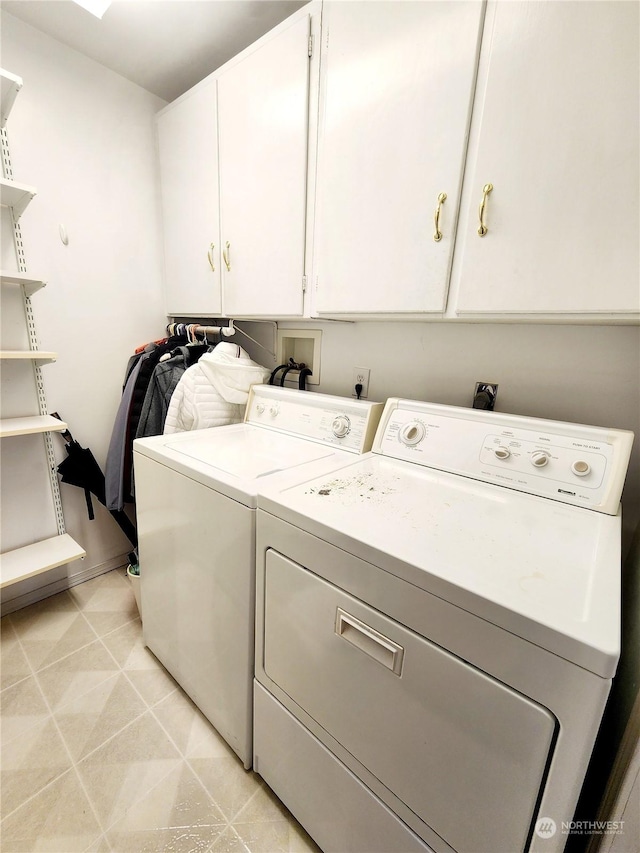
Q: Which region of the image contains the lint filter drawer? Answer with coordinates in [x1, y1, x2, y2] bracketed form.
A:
[262, 549, 556, 853]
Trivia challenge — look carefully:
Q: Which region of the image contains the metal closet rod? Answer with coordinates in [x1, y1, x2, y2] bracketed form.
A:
[166, 319, 276, 359]
[166, 321, 234, 339]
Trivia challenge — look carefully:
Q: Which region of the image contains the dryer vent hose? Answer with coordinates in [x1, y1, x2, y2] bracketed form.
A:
[269, 360, 312, 390]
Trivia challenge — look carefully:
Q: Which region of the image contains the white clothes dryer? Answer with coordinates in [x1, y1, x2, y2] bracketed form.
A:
[253, 399, 634, 853]
[133, 385, 383, 768]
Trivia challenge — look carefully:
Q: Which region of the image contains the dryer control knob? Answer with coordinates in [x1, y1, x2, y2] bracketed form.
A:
[269, 405, 279, 417]
[571, 460, 591, 477]
[255, 403, 265, 414]
[399, 421, 426, 446]
[531, 450, 550, 468]
[332, 415, 351, 438]
[494, 446, 511, 460]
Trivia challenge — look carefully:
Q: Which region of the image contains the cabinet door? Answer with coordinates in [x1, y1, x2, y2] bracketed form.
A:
[217, 15, 310, 317]
[313, 1, 485, 315]
[157, 81, 221, 316]
[453, 1, 640, 316]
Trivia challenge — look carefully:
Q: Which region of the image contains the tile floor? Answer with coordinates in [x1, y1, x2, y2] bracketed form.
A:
[0, 567, 321, 853]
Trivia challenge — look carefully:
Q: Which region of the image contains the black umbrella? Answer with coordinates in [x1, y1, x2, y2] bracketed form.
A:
[53, 415, 138, 562]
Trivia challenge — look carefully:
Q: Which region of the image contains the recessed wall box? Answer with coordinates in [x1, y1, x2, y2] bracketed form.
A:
[276, 329, 321, 386]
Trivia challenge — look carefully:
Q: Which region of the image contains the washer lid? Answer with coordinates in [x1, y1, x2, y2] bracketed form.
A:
[133, 424, 337, 506]
[258, 454, 621, 677]
[171, 427, 335, 478]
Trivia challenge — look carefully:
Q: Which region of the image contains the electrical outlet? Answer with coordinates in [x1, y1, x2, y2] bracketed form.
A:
[352, 367, 370, 398]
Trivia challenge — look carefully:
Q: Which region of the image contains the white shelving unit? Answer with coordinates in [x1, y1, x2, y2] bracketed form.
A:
[0, 68, 21, 128]
[0, 67, 85, 591]
[0, 534, 86, 589]
[0, 175, 37, 221]
[0, 351, 57, 364]
[0, 415, 68, 438]
[0, 270, 46, 296]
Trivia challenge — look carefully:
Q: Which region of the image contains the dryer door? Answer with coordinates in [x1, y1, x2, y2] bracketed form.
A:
[263, 549, 557, 853]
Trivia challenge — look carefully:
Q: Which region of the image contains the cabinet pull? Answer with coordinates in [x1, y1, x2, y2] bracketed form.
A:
[477, 183, 493, 236]
[223, 241, 231, 272]
[335, 608, 404, 676]
[207, 243, 215, 272]
[433, 192, 447, 242]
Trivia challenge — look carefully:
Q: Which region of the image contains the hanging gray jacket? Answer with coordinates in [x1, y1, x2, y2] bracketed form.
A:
[135, 346, 201, 439]
[105, 352, 148, 512]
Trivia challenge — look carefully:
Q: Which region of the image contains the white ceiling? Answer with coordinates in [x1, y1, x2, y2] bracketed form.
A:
[1, 0, 308, 102]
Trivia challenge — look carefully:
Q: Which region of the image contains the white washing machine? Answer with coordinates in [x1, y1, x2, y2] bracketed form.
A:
[133, 385, 383, 768]
[253, 399, 634, 853]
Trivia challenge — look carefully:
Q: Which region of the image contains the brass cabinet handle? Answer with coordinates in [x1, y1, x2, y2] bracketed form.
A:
[207, 243, 215, 272]
[478, 183, 493, 236]
[433, 192, 447, 242]
[223, 241, 231, 271]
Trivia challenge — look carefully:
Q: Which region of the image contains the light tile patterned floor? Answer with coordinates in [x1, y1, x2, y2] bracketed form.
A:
[0, 567, 321, 853]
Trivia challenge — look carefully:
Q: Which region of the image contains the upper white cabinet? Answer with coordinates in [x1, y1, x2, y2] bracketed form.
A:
[157, 78, 221, 317]
[217, 14, 312, 317]
[312, 1, 485, 316]
[156, 1, 638, 323]
[451, 1, 640, 318]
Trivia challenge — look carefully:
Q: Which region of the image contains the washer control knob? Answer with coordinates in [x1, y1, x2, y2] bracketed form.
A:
[571, 460, 591, 477]
[255, 402, 265, 414]
[269, 405, 279, 417]
[332, 415, 351, 438]
[399, 421, 426, 446]
[494, 446, 511, 460]
[531, 450, 550, 468]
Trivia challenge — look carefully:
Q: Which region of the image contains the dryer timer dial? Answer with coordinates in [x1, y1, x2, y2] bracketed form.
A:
[399, 421, 426, 446]
[332, 415, 351, 438]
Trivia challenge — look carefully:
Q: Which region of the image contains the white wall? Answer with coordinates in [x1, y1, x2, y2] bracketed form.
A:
[279, 319, 640, 555]
[1, 12, 167, 611]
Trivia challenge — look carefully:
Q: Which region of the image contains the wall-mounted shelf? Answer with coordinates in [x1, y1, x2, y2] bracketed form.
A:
[0, 68, 22, 128]
[0, 351, 57, 365]
[0, 271, 47, 296]
[0, 176, 37, 221]
[0, 415, 68, 438]
[1, 534, 85, 589]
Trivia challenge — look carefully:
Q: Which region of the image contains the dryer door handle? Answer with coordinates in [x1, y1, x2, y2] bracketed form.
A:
[335, 609, 404, 676]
